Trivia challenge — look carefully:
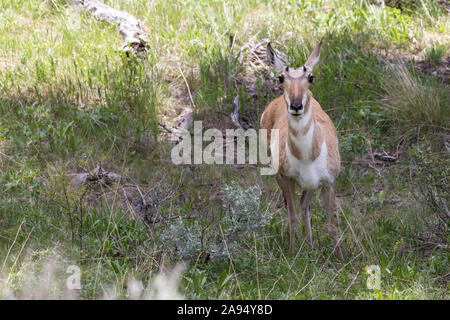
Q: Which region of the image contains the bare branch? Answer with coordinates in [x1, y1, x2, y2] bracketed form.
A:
[230, 95, 244, 129]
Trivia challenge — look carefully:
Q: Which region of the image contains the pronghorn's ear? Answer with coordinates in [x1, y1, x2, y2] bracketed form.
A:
[266, 42, 288, 74]
[304, 41, 322, 71]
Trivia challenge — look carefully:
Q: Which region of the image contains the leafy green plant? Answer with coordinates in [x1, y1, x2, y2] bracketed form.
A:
[425, 44, 446, 67]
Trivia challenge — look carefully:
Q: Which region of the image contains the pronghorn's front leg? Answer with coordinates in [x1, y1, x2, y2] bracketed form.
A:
[276, 174, 298, 255]
[300, 190, 314, 250]
[321, 185, 344, 260]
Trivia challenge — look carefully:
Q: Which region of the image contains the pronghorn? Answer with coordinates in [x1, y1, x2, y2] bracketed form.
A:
[261, 41, 343, 259]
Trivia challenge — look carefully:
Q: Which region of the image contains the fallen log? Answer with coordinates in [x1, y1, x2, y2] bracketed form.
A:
[67, 0, 149, 56]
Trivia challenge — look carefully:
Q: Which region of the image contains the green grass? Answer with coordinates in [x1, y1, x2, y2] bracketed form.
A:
[1, 0, 449, 299]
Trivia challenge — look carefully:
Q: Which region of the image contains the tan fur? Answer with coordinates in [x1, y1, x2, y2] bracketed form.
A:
[261, 95, 288, 162]
[301, 112, 313, 136]
[261, 94, 339, 174]
[260, 41, 343, 259]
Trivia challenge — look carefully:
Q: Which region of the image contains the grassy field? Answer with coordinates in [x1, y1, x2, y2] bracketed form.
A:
[0, 0, 449, 299]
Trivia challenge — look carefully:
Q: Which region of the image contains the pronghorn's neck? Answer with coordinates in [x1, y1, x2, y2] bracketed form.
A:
[287, 93, 313, 132]
[286, 94, 322, 163]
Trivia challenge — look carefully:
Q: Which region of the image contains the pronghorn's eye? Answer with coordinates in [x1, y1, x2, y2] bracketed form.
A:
[303, 65, 307, 72]
[278, 75, 284, 83]
[308, 74, 314, 83]
[285, 66, 289, 72]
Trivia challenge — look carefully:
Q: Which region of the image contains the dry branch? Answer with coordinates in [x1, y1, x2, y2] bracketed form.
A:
[67, 0, 149, 56]
[230, 95, 244, 129]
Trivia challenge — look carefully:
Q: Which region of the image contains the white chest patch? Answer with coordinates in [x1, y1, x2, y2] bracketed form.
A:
[285, 138, 334, 190]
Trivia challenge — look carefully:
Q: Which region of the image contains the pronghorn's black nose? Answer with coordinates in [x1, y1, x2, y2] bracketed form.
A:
[291, 104, 303, 112]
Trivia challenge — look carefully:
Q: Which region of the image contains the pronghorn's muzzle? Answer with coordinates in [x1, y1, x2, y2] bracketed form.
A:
[290, 103, 303, 116]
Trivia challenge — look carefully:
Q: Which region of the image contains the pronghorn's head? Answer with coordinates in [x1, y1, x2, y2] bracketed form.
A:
[267, 41, 322, 117]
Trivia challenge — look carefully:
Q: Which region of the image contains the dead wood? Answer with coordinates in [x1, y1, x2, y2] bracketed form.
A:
[67, 0, 149, 56]
[230, 95, 244, 129]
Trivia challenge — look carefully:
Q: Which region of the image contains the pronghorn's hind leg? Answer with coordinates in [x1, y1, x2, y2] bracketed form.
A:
[276, 174, 298, 255]
[300, 190, 314, 250]
[321, 185, 344, 260]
